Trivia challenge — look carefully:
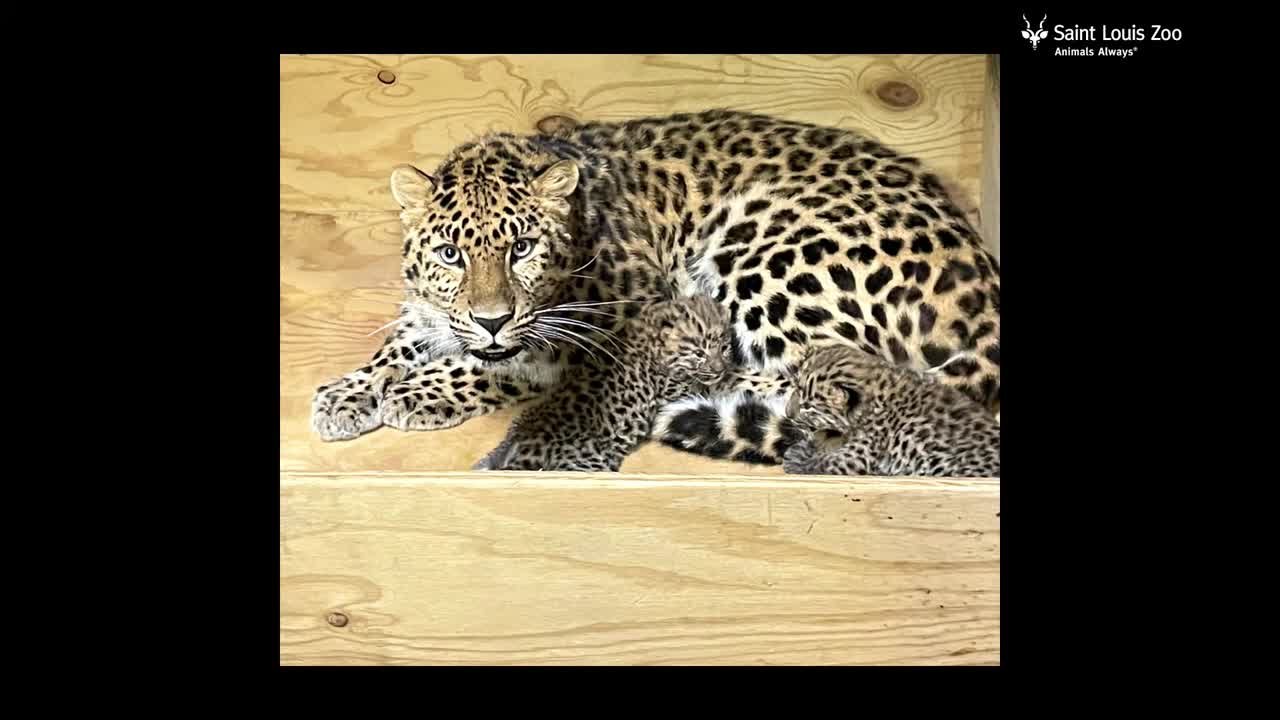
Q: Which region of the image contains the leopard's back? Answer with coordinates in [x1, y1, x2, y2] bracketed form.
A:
[559, 110, 1001, 464]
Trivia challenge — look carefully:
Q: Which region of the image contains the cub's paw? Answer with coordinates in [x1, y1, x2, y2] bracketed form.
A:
[380, 389, 467, 432]
[311, 377, 381, 442]
[472, 439, 518, 471]
[782, 438, 821, 475]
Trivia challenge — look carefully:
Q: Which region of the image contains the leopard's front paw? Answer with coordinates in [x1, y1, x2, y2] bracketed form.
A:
[782, 438, 820, 474]
[380, 389, 467, 432]
[311, 377, 382, 442]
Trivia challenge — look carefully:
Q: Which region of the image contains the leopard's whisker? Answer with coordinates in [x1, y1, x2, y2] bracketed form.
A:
[534, 299, 638, 315]
[537, 315, 622, 338]
[568, 250, 601, 275]
[536, 317, 625, 350]
[412, 327, 460, 356]
[366, 316, 408, 337]
[535, 307, 617, 317]
[522, 330, 556, 353]
[535, 326, 600, 364]
[534, 322, 619, 364]
[548, 299, 637, 307]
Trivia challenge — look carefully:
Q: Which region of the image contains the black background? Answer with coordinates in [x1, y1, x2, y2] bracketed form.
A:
[26, 6, 1233, 692]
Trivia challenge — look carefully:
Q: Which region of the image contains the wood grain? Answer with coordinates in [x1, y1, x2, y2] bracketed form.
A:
[981, 55, 1000, 257]
[280, 54, 989, 214]
[280, 472, 999, 665]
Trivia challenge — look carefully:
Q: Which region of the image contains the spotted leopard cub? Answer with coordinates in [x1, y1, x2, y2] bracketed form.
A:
[473, 295, 733, 472]
[783, 346, 1000, 477]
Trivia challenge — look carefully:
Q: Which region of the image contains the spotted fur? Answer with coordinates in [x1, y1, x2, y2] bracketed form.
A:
[310, 109, 1000, 468]
[781, 346, 1000, 477]
[473, 296, 732, 471]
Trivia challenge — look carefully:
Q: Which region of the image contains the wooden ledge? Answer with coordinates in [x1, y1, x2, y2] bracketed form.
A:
[282, 470, 998, 492]
[281, 470, 999, 665]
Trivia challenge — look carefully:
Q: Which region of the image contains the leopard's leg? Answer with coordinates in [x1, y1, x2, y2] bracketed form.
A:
[380, 353, 561, 432]
[311, 316, 445, 442]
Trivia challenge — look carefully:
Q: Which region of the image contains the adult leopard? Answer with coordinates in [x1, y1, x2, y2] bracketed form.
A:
[310, 109, 1000, 464]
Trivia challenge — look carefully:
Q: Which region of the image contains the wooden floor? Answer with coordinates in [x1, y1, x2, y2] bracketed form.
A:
[280, 54, 999, 665]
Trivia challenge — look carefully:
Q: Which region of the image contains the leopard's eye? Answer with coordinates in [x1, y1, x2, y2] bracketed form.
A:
[436, 244, 463, 266]
[512, 237, 536, 260]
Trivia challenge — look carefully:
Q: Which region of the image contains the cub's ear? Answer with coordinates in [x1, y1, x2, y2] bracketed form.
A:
[532, 160, 579, 198]
[836, 383, 863, 414]
[390, 164, 436, 208]
[688, 294, 729, 327]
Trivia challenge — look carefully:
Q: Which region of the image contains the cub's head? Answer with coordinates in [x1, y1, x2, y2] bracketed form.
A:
[785, 346, 879, 434]
[633, 295, 733, 388]
[391, 140, 586, 365]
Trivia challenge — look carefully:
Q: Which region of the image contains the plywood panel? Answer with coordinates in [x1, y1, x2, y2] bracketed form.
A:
[280, 472, 999, 665]
[980, 55, 1000, 257]
[280, 54, 987, 213]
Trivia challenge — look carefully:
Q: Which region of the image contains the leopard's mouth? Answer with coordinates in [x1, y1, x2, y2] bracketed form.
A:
[469, 346, 524, 362]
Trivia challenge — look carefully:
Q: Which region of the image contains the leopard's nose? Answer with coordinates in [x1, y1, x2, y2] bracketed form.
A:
[473, 312, 513, 339]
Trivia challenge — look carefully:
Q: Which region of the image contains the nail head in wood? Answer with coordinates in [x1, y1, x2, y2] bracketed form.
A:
[876, 81, 919, 108]
[326, 611, 350, 627]
[377, 70, 396, 85]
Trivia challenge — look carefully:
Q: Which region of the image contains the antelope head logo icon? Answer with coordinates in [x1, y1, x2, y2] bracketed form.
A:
[1022, 14, 1048, 50]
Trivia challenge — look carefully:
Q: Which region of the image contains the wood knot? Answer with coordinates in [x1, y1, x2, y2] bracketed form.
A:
[326, 611, 350, 628]
[376, 70, 396, 85]
[536, 114, 578, 135]
[876, 81, 919, 108]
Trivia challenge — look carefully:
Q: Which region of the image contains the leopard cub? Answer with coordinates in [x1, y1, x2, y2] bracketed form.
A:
[474, 295, 733, 472]
[782, 346, 1000, 477]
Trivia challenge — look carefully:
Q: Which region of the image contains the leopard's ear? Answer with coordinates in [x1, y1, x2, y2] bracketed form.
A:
[532, 160, 579, 198]
[390, 164, 436, 208]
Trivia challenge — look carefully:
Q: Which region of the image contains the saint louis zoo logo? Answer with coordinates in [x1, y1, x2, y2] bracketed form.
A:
[1019, 14, 1183, 58]
[1021, 15, 1048, 50]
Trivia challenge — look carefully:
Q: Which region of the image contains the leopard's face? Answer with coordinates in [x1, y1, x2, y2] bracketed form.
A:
[390, 148, 584, 366]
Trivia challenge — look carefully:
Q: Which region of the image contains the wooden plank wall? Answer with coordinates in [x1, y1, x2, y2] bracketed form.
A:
[280, 55, 999, 665]
[280, 53, 991, 475]
[981, 54, 1000, 257]
[281, 472, 1000, 665]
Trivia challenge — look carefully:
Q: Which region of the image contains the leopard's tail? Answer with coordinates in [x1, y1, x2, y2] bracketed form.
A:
[650, 390, 803, 465]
